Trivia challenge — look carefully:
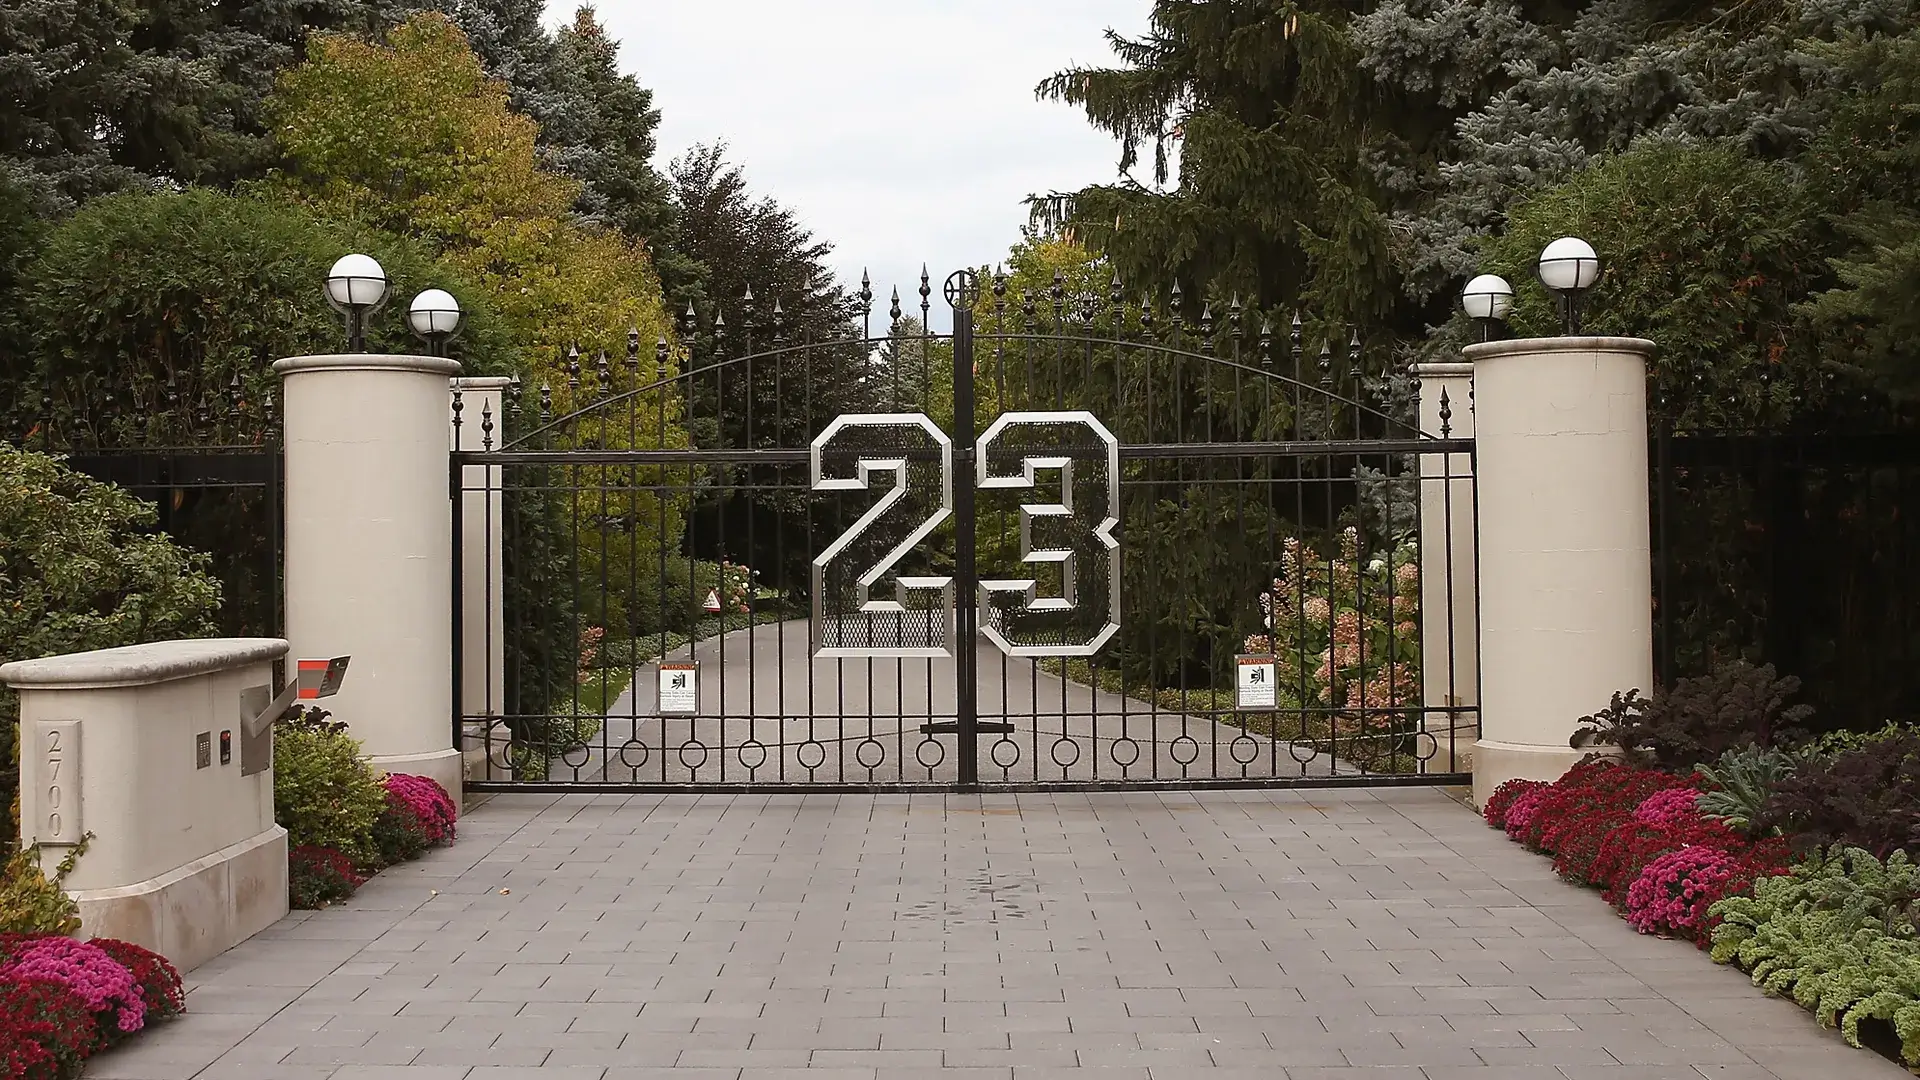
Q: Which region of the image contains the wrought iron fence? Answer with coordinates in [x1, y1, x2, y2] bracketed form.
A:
[1653, 420, 1920, 731]
[4, 375, 284, 640]
[456, 269, 1479, 792]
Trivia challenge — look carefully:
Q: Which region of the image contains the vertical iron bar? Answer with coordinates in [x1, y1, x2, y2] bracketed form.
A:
[954, 301, 980, 787]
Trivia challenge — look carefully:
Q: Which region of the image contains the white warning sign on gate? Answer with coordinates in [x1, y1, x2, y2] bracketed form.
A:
[1235, 655, 1278, 711]
[656, 661, 699, 715]
[702, 589, 722, 613]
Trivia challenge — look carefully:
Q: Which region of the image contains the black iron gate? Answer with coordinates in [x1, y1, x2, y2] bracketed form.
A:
[455, 268, 1477, 791]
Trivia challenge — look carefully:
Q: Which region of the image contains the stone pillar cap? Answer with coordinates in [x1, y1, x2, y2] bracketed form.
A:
[1464, 336, 1657, 363]
[452, 375, 516, 390]
[273, 353, 462, 377]
[1413, 361, 1473, 377]
[1, 638, 289, 690]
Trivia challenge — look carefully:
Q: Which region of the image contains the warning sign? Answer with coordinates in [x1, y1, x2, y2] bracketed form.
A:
[702, 589, 722, 613]
[1235, 655, 1277, 710]
[656, 662, 698, 715]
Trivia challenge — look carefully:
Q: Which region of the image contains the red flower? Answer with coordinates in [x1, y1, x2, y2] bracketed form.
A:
[0, 976, 97, 1076]
[89, 939, 185, 1022]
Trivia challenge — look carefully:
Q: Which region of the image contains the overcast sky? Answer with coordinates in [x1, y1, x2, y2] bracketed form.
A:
[566, 2, 1157, 331]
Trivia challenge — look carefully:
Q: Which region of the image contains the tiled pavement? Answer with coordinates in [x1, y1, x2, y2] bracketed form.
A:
[88, 788, 1908, 1079]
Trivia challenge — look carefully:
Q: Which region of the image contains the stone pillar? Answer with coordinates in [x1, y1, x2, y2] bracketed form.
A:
[450, 377, 511, 782]
[1465, 336, 1657, 805]
[0, 639, 290, 972]
[1414, 362, 1478, 773]
[274, 353, 463, 799]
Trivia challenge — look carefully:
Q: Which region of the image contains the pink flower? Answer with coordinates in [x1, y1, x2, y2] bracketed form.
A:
[3, 938, 146, 1034]
[1632, 787, 1701, 827]
[384, 773, 458, 844]
[1624, 845, 1744, 938]
[1503, 789, 1550, 839]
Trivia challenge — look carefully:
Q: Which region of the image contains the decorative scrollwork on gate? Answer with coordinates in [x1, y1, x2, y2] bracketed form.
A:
[810, 413, 956, 657]
[976, 411, 1121, 657]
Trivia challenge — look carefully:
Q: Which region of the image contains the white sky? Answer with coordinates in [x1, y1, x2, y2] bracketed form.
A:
[568, 2, 1158, 331]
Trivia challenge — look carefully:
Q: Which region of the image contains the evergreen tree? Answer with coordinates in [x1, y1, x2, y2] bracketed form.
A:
[1029, 1, 1425, 333]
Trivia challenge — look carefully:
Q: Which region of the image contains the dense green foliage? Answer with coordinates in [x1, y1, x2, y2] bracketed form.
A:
[0, 446, 222, 835]
[272, 707, 387, 865]
[1711, 849, 1920, 1062]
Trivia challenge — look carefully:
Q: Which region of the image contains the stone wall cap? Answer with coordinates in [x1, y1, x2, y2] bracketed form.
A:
[452, 376, 516, 390]
[273, 353, 463, 377]
[1, 638, 289, 690]
[1464, 336, 1657, 363]
[1413, 362, 1474, 376]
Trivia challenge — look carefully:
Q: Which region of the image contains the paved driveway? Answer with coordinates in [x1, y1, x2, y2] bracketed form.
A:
[90, 788, 1903, 1079]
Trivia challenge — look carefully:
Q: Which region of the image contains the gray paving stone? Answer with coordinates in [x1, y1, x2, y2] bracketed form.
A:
[88, 789, 1920, 1078]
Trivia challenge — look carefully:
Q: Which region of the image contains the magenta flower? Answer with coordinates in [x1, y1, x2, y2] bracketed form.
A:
[1503, 788, 1549, 838]
[2, 937, 146, 1034]
[384, 773, 458, 844]
[1623, 845, 1744, 938]
[1632, 787, 1701, 828]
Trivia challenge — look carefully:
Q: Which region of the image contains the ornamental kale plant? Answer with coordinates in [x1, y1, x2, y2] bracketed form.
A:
[1697, 745, 1801, 838]
[1710, 850, 1920, 1064]
[1757, 731, 1920, 857]
[1573, 662, 1814, 769]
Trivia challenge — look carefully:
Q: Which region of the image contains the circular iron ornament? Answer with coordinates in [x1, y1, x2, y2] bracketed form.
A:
[855, 738, 886, 770]
[678, 739, 709, 772]
[1051, 737, 1082, 769]
[618, 739, 649, 771]
[1230, 734, 1261, 765]
[990, 738, 1021, 769]
[488, 738, 515, 771]
[796, 739, 827, 771]
[1289, 738, 1321, 765]
[738, 740, 769, 771]
[1170, 735, 1201, 766]
[1110, 736, 1141, 768]
[1413, 730, 1440, 762]
[560, 742, 592, 769]
[915, 738, 946, 769]
[943, 269, 981, 309]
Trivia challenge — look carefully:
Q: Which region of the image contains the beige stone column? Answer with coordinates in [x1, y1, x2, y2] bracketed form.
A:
[274, 353, 463, 799]
[1466, 336, 1656, 805]
[450, 377, 511, 782]
[1414, 362, 1478, 773]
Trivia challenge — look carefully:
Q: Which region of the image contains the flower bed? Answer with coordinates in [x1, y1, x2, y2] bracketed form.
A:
[0, 935, 184, 1077]
[1485, 663, 1920, 1069]
[275, 707, 459, 910]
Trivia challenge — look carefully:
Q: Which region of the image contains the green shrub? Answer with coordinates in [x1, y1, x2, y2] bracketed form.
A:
[1805, 722, 1915, 759]
[0, 445, 223, 838]
[272, 707, 385, 865]
[0, 838, 89, 935]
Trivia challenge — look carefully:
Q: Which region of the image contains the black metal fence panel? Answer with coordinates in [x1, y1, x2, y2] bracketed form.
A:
[457, 270, 1479, 792]
[1654, 424, 1920, 732]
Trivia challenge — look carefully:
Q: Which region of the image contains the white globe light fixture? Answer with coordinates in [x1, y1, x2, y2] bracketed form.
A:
[1460, 273, 1514, 342]
[324, 253, 389, 352]
[406, 288, 463, 356]
[1536, 236, 1602, 335]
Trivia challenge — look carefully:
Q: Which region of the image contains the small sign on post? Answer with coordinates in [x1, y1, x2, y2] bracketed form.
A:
[656, 661, 699, 715]
[1235, 654, 1278, 711]
[702, 589, 722, 614]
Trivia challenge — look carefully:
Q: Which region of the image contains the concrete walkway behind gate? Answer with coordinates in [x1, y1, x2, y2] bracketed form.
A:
[90, 789, 1903, 1080]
